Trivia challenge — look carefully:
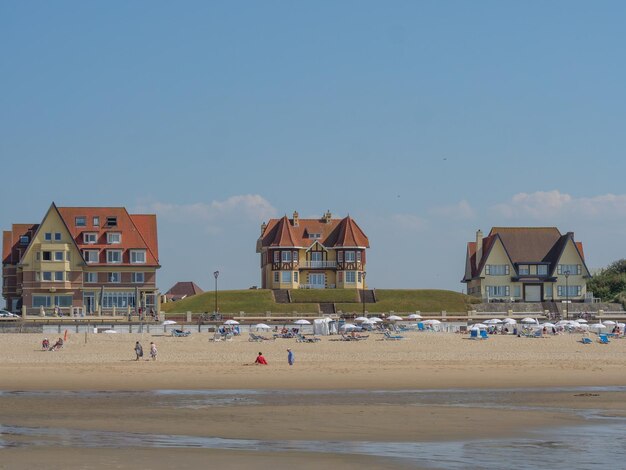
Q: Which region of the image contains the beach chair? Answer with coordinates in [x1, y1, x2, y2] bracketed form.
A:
[249, 332, 263, 342]
[296, 333, 320, 343]
[479, 330, 489, 340]
[172, 329, 191, 337]
[383, 331, 403, 340]
[581, 337, 593, 344]
[209, 333, 223, 342]
[598, 334, 610, 344]
[469, 329, 479, 340]
[417, 322, 425, 331]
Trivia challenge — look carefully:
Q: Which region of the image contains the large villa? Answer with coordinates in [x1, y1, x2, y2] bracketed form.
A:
[462, 227, 590, 303]
[257, 211, 369, 290]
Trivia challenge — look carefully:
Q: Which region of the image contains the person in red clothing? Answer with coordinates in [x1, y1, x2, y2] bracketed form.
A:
[254, 352, 268, 365]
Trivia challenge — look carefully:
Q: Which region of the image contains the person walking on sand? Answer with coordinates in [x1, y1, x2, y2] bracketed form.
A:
[150, 342, 157, 361]
[134, 341, 143, 361]
[254, 352, 268, 365]
[287, 348, 294, 366]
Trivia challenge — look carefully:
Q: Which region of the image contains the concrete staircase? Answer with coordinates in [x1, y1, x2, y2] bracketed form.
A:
[359, 289, 376, 304]
[319, 303, 336, 314]
[272, 289, 291, 304]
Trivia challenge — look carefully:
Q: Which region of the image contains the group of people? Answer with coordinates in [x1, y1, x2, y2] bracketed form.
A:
[134, 341, 157, 361]
[253, 348, 294, 366]
[41, 337, 63, 351]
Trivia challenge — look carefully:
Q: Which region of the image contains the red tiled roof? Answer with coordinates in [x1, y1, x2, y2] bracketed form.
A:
[166, 281, 204, 299]
[56, 207, 159, 266]
[3, 224, 38, 264]
[259, 214, 369, 248]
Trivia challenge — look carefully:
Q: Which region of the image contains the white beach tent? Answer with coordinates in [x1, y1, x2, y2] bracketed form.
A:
[313, 318, 332, 335]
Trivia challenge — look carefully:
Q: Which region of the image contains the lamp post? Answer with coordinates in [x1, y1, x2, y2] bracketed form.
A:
[564, 270, 570, 320]
[361, 271, 367, 316]
[213, 271, 220, 315]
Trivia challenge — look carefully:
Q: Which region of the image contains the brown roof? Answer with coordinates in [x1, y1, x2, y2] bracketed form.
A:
[259, 214, 369, 249]
[166, 281, 204, 299]
[55, 207, 159, 266]
[2, 224, 39, 264]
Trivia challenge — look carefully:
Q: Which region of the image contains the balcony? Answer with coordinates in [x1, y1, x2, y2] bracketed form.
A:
[300, 261, 337, 269]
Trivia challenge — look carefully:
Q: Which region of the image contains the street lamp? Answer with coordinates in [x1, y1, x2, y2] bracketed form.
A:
[564, 270, 570, 320]
[213, 271, 220, 315]
[361, 271, 367, 316]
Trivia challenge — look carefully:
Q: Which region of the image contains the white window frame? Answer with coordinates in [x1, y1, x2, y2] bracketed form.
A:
[33, 295, 52, 307]
[83, 233, 98, 244]
[54, 232, 62, 241]
[108, 272, 121, 283]
[273, 251, 280, 263]
[486, 265, 509, 276]
[107, 232, 121, 244]
[130, 250, 146, 264]
[44, 233, 52, 241]
[487, 285, 510, 297]
[558, 264, 581, 275]
[281, 271, 291, 283]
[83, 250, 99, 263]
[537, 265, 548, 276]
[75, 216, 86, 227]
[42, 271, 52, 281]
[345, 251, 356, 262]
[518, 265, 530, 275]
[54, 271, 64, 282]
[293, 271, 298, 283]
[93, 216, 100, 227]
[106, 250, 122, 264]
[131, 272, 145, 283]
[54, 251, 64, 262]
[84, 272, 97, 283]
[273, 271, 279, 283]
[345, 271, 356, 283]
[281, 251, 292, 262]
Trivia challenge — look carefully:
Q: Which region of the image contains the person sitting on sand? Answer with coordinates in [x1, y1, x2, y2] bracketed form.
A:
[254, 352, 268, 365]
[42, 338, 50, 350]
[49, 338, 63, 351]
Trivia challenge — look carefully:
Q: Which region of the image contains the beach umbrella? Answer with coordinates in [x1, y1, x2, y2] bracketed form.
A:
[541, 322, 556, 328]
[254, 323, 270, 330]
[224, 319, 240, 325]
[603, 320, 616, 326]
[361, 319, 376, 325]
[576, 319, 588, 324]
[521, 317, 537, 324]
[387, 315, 403, 321]
[408, 313, 422, 320]
[471, 323, 488, 329]
[503, 318, 516, 324]
[354, 316, 368, 322]
[294, 319, 311, 325]
[618, 323, 625, 329]
[162, 320, 177, 325]
[368, 317, 383, 322]
[589, 323, 606, 330]
[340, 323, 358, 331]
[423, 319, 441, 325]
[484, 319, 501, 324]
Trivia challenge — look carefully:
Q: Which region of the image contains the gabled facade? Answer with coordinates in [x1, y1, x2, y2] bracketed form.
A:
[2, 203, 160, 315]
[462, 227, 590, 302]
[164, 281, 204, 302]
[257, 211, 370, 289]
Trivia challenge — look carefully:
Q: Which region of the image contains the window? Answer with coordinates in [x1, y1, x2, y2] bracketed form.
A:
[54, 295, 72, 307]
[518, 265, 530, 275]
[107, 232, 121, 244]
[281, 271, 291, 283]
[131, 272, 145, 283]
[54, 271, 64, 282]
[54, 251, 64, 261]
[33, 295, 51, 308]
[274, 271, 279, 283]
[293, 271, 298, 283]
[358, 271, 362, 283]
[537, 265, 548, 276]
[102, 291, 135, 308]
[558, 264, 581, 275]
[54, 232, 61, 241]
[345, 251, 356, 262]
[130, 250, 146, 264]
[338, 252, 343, 263]
[513, 286, 521, 297]
[83, 233, 97, 244]
[281, 251, 292, 262]
[107, 250, 122, 264]
[311, 252, 322, 262]
[93, 216, 100, 227]
[44, 232, 52, 241]
[558, 285, 582, 297]
[487, 286, 510, 297]
[42, 251, 51, 261]
[308, 233, 321, 239]
[75, 216, 86, 227]
[42, 271, 52, 281]
[108, 272, 121, 283]
[338, 272, 343, 282]
[486, 265, 509, 276]
[545, 285, 553, 297]
[293, 251, 298, 262]
[83, 250, 99, 263]
[19, 236, 29, 245]
[345, 271, 356, 283]
[273, 251, 280, 263]
[106, 217, 118, 227]
[84, 272, 97, 283]
[356, 251, 362, 262]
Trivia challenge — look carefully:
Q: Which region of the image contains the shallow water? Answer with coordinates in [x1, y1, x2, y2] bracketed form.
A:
[1, 387, 626, 469]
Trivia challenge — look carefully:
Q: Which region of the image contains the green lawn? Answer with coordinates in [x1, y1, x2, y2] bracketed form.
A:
[162, 288, 472, 315]
[289, 289, 359, 303]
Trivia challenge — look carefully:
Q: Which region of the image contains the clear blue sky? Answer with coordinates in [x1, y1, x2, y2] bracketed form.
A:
[2, 1, 626, 294]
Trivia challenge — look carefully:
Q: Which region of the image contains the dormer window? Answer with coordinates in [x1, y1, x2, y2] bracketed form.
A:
[75, 216, 86, 227]
[83, 233, 98, 244]
[19, 236, 29, 245]
[106, 249, 122, 264]
[105, 217, 118, 227]
[83, 250, 99, 263]
[537, 265, 548, 276]
[107, 232, 121, 244]
[130, 250, 146, 264]
[308, 233, 321, 239]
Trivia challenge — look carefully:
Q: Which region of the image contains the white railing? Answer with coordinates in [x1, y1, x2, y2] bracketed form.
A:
[300, 261, 337, 269]
[299, 283, 336, 289]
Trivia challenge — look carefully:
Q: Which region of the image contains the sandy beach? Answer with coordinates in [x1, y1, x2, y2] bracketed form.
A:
[2, 330, 626, 468]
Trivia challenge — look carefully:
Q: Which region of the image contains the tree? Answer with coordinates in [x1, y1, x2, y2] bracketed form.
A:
[587, 259, 626, 304]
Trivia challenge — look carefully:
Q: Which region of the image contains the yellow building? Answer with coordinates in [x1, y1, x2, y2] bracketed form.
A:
[2, 203, 160, 315]
[257, 211, 370, 289]
[462, 227, 590, 303]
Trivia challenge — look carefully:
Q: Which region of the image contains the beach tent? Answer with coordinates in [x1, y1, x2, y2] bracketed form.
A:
[589, 323, 606, 330]
[387, 315, 403, 322]
[313, 318, 332, 335]
[603, 320, 616, 326]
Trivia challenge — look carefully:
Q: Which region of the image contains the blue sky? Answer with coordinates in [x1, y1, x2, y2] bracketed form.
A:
[2, 1, 626, 293]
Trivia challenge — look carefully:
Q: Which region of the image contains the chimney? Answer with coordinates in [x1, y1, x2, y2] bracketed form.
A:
[261, 222, 267, 235]
[323, 210, 332, 224]
[292, 211, 299, 227]
[475, 229, 483, 270]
